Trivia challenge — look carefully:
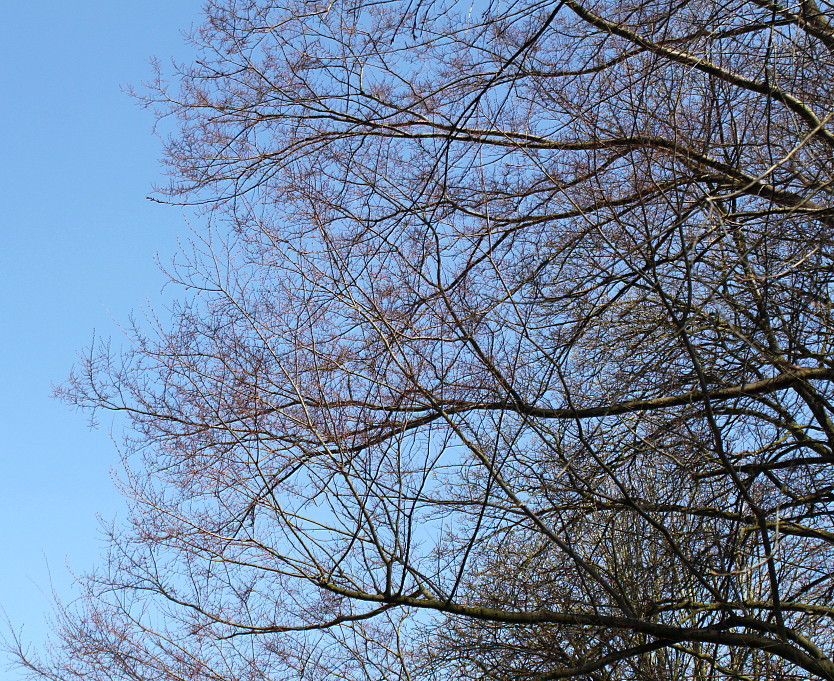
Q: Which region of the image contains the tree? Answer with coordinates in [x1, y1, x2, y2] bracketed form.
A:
[12, 0, 834, 678]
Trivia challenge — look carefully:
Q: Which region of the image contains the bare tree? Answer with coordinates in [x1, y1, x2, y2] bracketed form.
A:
[12, 0, 834, 678]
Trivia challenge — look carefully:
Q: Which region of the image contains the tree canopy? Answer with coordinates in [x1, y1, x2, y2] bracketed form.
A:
[14, 0, 834, 678]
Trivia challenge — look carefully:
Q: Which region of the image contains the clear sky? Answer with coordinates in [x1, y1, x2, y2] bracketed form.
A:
[0, 3, 201, 676]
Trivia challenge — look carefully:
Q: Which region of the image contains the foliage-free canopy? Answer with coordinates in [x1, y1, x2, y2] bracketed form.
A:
[17, 0, 834, 678]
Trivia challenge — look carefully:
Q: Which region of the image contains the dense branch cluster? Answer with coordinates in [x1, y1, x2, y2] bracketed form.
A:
[15, 0, 834, 678]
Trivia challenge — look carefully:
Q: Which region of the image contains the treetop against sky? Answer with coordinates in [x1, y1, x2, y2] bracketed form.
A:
[6, 0, 834, 679]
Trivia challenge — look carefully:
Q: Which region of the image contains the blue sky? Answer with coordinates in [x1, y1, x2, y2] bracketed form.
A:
[0, 3, 201, 675]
